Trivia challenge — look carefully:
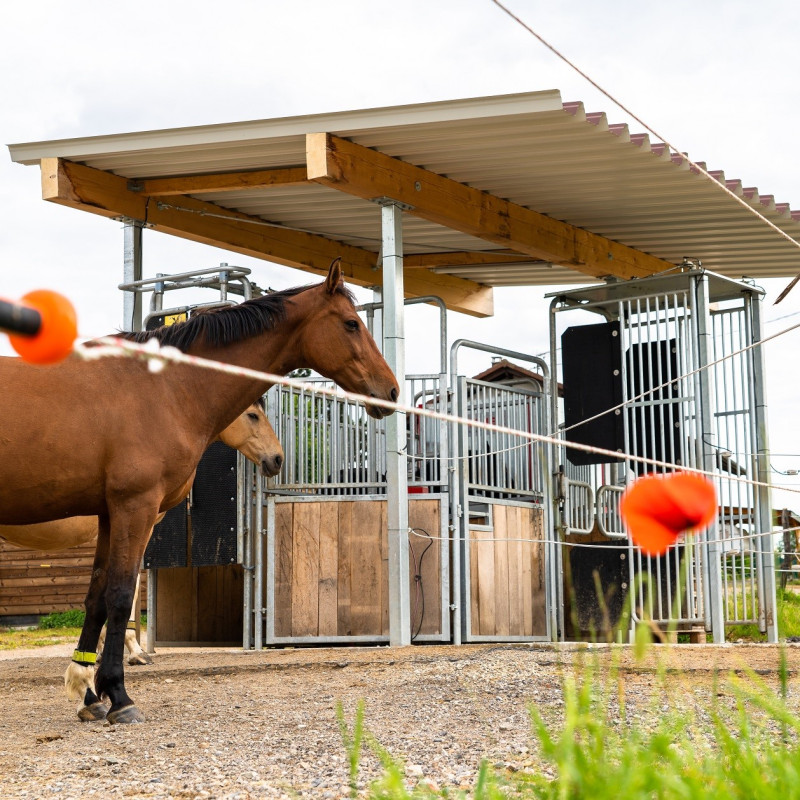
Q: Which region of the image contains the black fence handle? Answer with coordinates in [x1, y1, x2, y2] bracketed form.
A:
[0, 298, 41, 337]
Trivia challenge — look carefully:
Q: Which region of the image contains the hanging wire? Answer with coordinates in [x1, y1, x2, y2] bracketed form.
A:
[409, 528, 434, 640]
[489, 0, 800, 305]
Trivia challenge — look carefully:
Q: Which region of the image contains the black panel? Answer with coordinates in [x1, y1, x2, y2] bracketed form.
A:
[145, 499, 188, 568]
[190, 441, 238, 567]
[569, 542, 627, 632]
[569, 542, 686, 633]
[627, 339, 681, 475]
[561, 321, 624, 465]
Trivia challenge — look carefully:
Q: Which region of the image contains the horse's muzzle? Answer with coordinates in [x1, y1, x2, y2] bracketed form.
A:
[261, 454, 284, 477]
[365, 386, 398, 419]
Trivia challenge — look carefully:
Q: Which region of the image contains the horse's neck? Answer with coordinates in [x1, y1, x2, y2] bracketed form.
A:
[181, 325, 298, 436]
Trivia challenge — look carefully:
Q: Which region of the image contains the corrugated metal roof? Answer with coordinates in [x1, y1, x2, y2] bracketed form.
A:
[8, 89, 800, 286]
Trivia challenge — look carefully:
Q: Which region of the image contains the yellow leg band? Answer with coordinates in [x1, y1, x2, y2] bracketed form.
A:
[72, 650, 97, 665]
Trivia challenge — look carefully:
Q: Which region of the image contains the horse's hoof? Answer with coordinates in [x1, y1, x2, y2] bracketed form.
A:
[78, 702, 108, 722]
[107, 705, 145, 725]
[127, 653, 153, 666]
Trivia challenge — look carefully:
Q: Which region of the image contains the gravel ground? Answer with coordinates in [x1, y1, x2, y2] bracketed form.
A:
[0, 642, 798, 799]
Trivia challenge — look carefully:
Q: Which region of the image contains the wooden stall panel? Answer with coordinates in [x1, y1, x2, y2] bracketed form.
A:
[195, 565, 243, 642]
[156, 564, 242, 644]
[291, 503, 321, 637]
[156, 567, 194, 642]
[408, 499, 442, 637]
[347, 501, 386, 637]
[274, 502, 294, 638]
[271, 498, 444, 640]
[469, 503, 546, 638]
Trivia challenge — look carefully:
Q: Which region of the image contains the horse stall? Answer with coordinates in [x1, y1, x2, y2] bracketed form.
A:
[550, 269, 776, 643]
[141, 284, 556, 649]
[241, 297, 453, 647]
[10, 92, 791, 651]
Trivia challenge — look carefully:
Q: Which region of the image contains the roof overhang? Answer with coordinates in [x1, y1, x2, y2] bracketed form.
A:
[9, 90, 800, 317]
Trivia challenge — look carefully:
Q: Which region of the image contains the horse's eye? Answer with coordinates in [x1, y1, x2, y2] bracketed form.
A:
[345, 319, 359, 331]
[247, 412, 259, 421]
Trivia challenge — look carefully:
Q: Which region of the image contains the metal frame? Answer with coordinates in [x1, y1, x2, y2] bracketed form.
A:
[241, 289, 451, 649]
[450, 340, 554, 643]
[246, 492, 451, 646]
[547, 269, 776, 643]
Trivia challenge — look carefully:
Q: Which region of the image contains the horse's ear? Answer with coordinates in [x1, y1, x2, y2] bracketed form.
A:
[325, 257, 343, 295]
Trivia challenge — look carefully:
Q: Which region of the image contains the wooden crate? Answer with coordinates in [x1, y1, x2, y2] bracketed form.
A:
[468, 502, 546, 638]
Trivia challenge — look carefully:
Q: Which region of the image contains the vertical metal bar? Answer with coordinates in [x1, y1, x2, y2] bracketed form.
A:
[738, 307, 756, 623]
[265, 496, 276, 644]
[695, 275, 725, 642]
[381, 201, 411, 647]
[457, 375, 471, 642]
[242, 466, 253, 650]
[253, 474, 264, 650]
[749, 292, 778, 641]
[236, 452, 246, 565]
[122, 220, 143, 333]
[548, 298, 564, 641]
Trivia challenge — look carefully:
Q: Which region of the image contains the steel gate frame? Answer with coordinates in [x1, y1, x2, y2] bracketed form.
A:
[241, 297, 452, 649]
[450, 340, 555, 643]
[547, 270, 777, 643]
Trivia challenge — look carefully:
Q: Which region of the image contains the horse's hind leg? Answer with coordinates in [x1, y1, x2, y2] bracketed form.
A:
[125, 574, 151, 665]
[94, 500, 159, 724]
[97, 575, 152, 666]
[65, 516, 111, 721]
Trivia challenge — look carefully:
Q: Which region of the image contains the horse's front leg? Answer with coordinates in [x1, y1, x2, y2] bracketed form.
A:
[94, 500, 159, 724]
[64, 515, 111, 721]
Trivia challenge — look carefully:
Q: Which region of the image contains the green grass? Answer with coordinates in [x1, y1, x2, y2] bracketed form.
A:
[0, 626, 84, 650]
[0, 609, 147, 651]
[727, 587, 800, 641]
[337, 639, 800, 798]
[37, 609, 87, 629]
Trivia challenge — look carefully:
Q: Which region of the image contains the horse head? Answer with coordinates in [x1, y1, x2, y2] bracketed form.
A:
[287, 259, 399, 419]
[218, 400, 284, 476]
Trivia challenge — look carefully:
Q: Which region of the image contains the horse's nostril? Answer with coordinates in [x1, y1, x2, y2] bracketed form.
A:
[274, 455, 283, 469]
[390, 387, 398, 403]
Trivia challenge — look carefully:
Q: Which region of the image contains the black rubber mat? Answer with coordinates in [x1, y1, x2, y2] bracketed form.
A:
[190, 441, 239, 567]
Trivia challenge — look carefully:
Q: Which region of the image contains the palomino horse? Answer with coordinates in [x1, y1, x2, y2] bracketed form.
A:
[0, 400, 283, 674]
[0, 259, 397, 724]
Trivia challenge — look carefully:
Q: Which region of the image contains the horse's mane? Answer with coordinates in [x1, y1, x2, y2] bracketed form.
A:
[120, 281, 356, 353]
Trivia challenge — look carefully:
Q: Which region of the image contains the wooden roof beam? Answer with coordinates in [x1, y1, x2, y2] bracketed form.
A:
[403, 251, 546, 269]
[38, 158, 493, 317]
[130, 167, 309, 197]
[306, 133, 675, 280]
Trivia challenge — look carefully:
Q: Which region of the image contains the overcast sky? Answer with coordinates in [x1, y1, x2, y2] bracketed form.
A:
[2, 0, 800, 511]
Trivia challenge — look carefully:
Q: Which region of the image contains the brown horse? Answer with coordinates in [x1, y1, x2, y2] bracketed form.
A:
[0, 399, 283, 551]
[0, 400, 283, 680]
[0, 259, 397, 724]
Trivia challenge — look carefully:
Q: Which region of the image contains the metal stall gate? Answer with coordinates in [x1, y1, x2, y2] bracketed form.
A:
[549, 270, 776, 643]
[241, 298, 451, 648]
[450, 341, 554, 643]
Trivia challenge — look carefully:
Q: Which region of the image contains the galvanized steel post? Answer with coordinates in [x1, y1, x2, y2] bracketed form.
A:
[122, 220, 143, 333]
[381, 201, 411, 647]
[749, 293, 778, 642]
[123, 219, 151, 648]
[695, 275, 726, 642]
